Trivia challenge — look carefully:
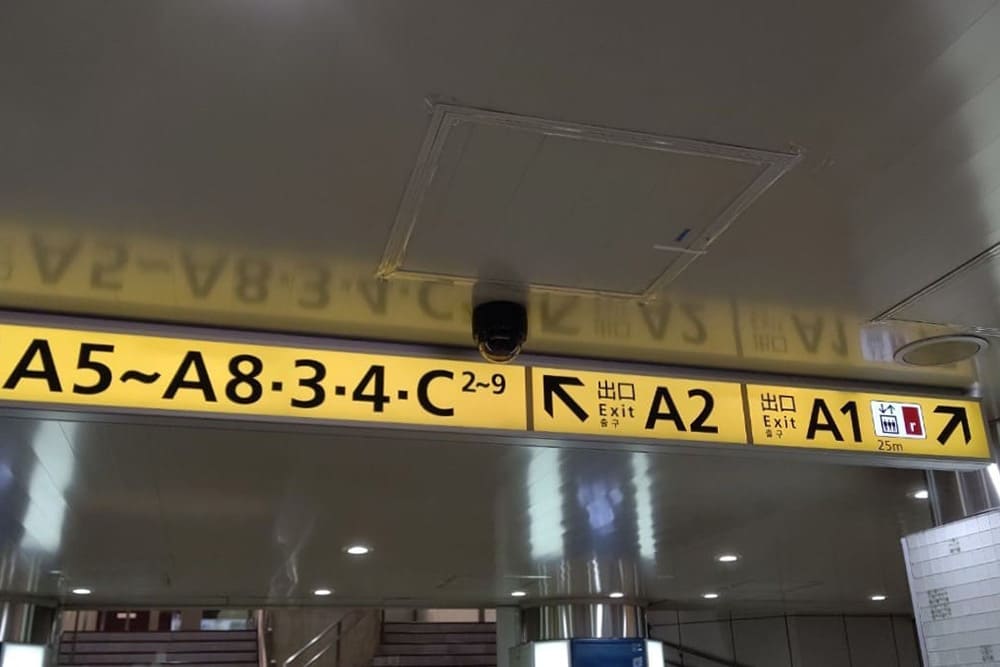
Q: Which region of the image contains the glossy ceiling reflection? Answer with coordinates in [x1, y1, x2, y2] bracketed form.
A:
[0, 413, 931, 614]
[0, 222, 981, 389]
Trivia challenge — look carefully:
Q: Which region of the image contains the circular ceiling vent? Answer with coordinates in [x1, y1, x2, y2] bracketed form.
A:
[893, 335, 989, 366]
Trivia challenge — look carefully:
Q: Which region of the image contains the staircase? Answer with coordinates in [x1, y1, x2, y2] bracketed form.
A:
[59, 629, 258, 666]
[372, 622, 496, 667]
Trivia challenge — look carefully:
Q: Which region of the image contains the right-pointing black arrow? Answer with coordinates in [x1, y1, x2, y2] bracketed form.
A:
[542, 375, 589, 423]
[934, 406, 971, 445]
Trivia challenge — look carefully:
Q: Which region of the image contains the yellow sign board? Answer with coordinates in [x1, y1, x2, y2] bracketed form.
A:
[745, 384, 991, 459]
[530, 367, 747, 444]
[0, 319, 991, 464]
[0, 323, 527, 431]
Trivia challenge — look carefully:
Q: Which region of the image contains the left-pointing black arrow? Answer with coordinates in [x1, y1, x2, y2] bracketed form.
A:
[543, 375, 589, 422]
[934, 406, 971, 445]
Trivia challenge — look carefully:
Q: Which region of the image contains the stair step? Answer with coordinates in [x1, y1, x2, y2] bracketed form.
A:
[383, 623, 495, 634]
[375, 622, 497, 666]
[60, 640, 258, 654]
[373, 656, 496, 667]
[57, 653, 257, 665]
[62, 631, 257, 643]
[58, 630, 258, 667]
[379, 644, 495, 656]
[383, 633, 496, 645]
[60, 663, 256, 667]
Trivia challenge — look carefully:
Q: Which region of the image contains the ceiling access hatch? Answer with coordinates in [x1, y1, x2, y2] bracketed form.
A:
[379, 104, 800, 300]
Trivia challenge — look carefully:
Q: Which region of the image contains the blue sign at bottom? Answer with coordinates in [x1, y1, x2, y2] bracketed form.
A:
[571, 639, 647, 667]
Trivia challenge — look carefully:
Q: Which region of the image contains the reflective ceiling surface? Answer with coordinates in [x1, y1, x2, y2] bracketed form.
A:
[0, 412, 930, 614]
[1, 0, 1000, 611]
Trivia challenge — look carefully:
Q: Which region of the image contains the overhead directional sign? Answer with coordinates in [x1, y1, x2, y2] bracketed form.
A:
[745, 384, 991, 460]
[0, 323, 527, 431]
[0, 319, 991, 465]
[531, 367, 747, 444]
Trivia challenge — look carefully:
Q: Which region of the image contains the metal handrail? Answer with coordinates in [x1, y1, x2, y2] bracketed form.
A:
[301, 639, 336, 667]
[283, 610, 367, 667]
[255, 610, 269, 667]
[660, 639, 751, 667]
[283, 619, 341, 666]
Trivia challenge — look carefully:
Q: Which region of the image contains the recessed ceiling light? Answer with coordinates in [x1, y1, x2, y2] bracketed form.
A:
[702, 592, 719, 600]
[345, 545, 371, 556]
[870, 594, 887, 602]
[912, 490, 929, 500]
[609, 592, 625, 599]
[894, 335, 988, 366]
[71, 588, 92, 596]
[716, 554, 740, 563]
[313, 588, 333, 597]
[511, 591, 527, 598]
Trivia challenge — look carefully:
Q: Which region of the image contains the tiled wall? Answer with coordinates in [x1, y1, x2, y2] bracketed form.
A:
[649, 611, 920, 667]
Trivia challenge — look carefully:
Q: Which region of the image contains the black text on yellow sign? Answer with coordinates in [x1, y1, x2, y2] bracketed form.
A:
[0, 323, 527, 431]
[745, 384, 990, 459]
[531, 367, 747, 444]
[0, 321, 991, 463]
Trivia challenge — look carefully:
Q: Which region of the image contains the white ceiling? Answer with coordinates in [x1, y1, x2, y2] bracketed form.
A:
[2, 0, 1000, 613]
[1, 1, 999, 386]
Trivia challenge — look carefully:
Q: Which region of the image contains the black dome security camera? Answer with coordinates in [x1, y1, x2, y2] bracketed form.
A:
[472, 301, 527, 363]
